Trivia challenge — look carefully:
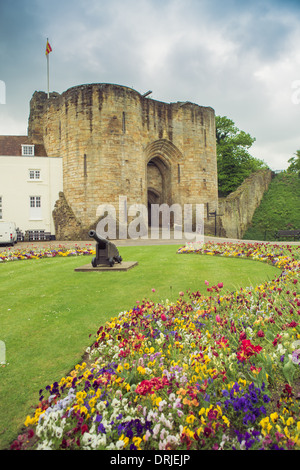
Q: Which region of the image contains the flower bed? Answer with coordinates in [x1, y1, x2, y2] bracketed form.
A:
[11, 242, 300, 450]
[0, 244, 95, 262]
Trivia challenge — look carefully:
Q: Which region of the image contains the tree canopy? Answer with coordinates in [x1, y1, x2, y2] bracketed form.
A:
[216, 116, 268, 197]
[287, 150, 300, 177]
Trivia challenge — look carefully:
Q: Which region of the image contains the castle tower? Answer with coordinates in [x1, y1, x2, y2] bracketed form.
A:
[28, 83, 218, 239]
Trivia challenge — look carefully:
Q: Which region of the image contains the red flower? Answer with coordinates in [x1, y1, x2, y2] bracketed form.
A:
[135, 376, 170, 396]
[283, 384, 293, 396]
[257, 330, 265, 337]
[237, 339, 262, 362]
[250, 365, 262, 373]
[81, 424, 89, 435]
[216, 336, 229, 348]
[27, 429, 34, 439]
[272, 334, 282, 347]
[239, 331, 247, 341]
[119, 349, 130, 357]
[203, 426, 213, 437]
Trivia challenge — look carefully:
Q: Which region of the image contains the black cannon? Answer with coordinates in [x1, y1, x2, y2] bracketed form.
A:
[89, 230, 122, 267]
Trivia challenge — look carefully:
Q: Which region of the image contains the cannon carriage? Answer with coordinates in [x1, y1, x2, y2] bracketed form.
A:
[89, 230, 122, 267]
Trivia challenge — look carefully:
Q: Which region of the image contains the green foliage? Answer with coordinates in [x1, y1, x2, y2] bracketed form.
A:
[243, 172, 300, 240]
[216, 116, 268, 197]
[287, 150, 300, 176]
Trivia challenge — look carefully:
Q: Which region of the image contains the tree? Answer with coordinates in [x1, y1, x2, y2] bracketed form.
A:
[287, 150, 300, 177]
[216, 116, 268, 196]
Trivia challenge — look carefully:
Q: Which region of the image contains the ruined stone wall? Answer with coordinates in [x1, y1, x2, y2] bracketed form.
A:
[217, 169, 273, 239]
[28, 83, 218, 239]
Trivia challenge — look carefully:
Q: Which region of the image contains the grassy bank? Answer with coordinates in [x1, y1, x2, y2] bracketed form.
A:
[243, 172, 300, 241]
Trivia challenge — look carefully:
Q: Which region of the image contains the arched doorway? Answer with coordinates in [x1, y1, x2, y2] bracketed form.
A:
[146, 156, 171, 227]
[145, 139, 183, 228]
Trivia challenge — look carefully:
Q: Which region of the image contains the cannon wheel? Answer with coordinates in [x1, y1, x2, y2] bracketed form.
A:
[91, 257, 97, 268]
[116, 255, 122, 263]
[109, 257, 115, 267]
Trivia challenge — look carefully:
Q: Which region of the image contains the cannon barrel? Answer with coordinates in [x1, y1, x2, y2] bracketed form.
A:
[88, 229, 110, 245]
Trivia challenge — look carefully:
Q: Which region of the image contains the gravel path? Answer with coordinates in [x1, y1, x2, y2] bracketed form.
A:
[0, 234, 299, 253]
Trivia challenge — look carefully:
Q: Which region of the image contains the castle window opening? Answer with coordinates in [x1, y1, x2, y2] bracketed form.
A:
[122, 112, 126, 134]
[84, 154, 87, 177]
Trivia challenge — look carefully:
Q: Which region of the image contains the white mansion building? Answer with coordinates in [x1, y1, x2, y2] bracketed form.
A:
[0, 136, 62, 241]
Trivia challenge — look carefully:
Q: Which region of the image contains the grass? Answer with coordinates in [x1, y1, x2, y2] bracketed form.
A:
[243, 172, 300, 241]
[0, 244, 281, 449]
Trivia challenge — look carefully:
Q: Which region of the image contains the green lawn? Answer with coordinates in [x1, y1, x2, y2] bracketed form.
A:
[0, 244, 281, 449]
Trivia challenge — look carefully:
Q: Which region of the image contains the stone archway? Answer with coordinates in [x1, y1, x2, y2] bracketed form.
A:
[145, 139, 183, 227]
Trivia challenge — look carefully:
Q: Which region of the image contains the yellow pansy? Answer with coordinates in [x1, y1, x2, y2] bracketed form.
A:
[133, 437, 143, 449]
[286, 417, 294, 426]
[222, 415, 230, 427]
[284, 426, 291, 439]
[186, 414, 196, 424]
[119, 434, 130, 448]
[155, 397, 162, 406]
[80, 406, 89, 416]
[89, 397, 97, 409]
[270, 412, 279, 423]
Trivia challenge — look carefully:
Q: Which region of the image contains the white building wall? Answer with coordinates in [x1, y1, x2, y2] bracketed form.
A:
[0, 156, 62, 235]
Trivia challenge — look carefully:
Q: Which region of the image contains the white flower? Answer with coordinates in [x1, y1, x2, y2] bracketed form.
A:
[111, 398, 120, 408]
[106, 442, 116, 450]
[158, 400, 167, 411]
[116, 440, 125, 450]
[36, 439, 53, 450]
[55, 426, 63, 439]
[96, 400, 107, 412]
[153, 423, 161, 438]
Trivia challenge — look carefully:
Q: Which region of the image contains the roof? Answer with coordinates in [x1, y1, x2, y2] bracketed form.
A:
[0, 136, 47, 156]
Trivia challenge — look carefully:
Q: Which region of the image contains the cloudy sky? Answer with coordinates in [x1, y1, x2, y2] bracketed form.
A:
[1, 0, 300, 170]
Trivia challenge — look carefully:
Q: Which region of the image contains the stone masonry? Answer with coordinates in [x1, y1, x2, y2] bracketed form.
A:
[28, 83, 218, 239]
[217, 169, 273, 239]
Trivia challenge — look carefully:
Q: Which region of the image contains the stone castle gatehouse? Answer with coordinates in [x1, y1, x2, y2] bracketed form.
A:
[27, 83, 218, 239]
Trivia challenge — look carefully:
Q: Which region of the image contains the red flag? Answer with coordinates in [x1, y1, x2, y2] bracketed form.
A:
[45, 39, 52, 56]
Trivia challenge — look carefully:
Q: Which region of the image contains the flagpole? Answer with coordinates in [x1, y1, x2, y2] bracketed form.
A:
[47, 38, 50, 98]
[47, 54, 49, 98]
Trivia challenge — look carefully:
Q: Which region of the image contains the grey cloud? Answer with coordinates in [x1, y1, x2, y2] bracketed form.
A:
[1, 0, 300, 169]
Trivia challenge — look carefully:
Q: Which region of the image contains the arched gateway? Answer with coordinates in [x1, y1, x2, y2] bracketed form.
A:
[145, 139, 183, 227]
